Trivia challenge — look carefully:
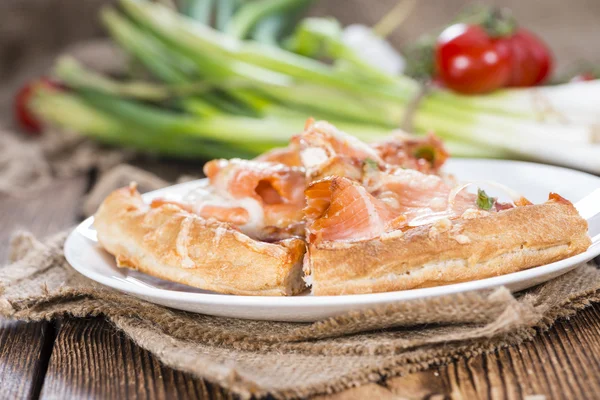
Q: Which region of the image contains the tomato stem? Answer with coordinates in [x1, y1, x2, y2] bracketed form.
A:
[481, 8, 517, 38]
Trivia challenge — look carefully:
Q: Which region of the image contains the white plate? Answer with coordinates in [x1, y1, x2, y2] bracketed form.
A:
[64, 159, 600, 322]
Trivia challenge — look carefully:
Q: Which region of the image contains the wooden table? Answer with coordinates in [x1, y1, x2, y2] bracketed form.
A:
[2, 170, 600, 400]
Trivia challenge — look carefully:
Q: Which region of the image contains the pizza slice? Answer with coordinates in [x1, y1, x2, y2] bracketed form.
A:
[94, 157, 307, 296]
[299, 123, 591, 295]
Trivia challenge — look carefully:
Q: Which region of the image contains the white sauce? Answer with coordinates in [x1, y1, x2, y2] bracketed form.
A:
[175, 217, 195, 269]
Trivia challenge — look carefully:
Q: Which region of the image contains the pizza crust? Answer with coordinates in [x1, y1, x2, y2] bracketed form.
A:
[94, 186, 307, 296]
[305, 200, 591, 295]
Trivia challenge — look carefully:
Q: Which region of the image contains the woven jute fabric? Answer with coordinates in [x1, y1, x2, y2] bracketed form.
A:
[2, 230, 600, 399]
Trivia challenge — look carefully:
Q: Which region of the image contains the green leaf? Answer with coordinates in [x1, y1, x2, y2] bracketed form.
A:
[364, 157, 379, 171]
[414, 144, 435, 164]
[476, 188, 496, 211]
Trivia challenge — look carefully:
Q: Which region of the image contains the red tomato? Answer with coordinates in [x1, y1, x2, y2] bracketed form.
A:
[436, 24, 512, 94]
[14, 77, 62, 135]
[505, 28, 553, 86]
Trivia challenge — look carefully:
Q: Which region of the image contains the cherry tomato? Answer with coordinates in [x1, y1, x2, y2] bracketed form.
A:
[14, 77, 62, 135]
[505, 28, 552, 86]
[436, 24, 512, 94]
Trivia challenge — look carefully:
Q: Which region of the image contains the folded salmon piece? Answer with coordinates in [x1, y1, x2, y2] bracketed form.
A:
[148, 120, 450, 242]
[257, 120, 450, 178]
[304, 177, 407, 242]
[152, 158, 307, 242]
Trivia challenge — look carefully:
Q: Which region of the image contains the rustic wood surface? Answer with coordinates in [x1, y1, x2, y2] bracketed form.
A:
[1, 173, 600, 400]
[40, 318, 232, 400]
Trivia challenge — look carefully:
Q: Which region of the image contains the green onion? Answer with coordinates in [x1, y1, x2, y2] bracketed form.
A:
[182, 0, 213, 24]
[30, 0, 600, 174]
[225, 0, 312, 39]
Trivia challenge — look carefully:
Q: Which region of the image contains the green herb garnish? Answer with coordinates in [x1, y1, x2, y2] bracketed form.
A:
[476, 188, 496, 210]
[364, 158, 379, 171]
[414, 145, 435, 164]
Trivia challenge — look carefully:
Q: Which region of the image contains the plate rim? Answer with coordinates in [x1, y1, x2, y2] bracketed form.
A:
[64, 158, 600, 309]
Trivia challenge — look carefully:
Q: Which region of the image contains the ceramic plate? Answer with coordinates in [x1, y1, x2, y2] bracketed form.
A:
[64, 159, 600, 322]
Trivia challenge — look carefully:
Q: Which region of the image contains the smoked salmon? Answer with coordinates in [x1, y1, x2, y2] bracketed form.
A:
[371, 168, 477, 226]
[254, 145, 302, 167]
[372, 131, 449, 174]
[296, 121, 479, 238]
[153, 120, 520, 243]
[305, 177, 406, 242]
[153, 159, 306, 241]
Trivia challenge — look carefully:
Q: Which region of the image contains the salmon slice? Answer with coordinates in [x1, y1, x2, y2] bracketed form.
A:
[305, 177, 406, 242]
[295, 120, 382, 162]
[374, 168, 477, 225]
[294, 120, 383, 181]
[371, 132, 449, 174]
[254, 144, 302, 167]
[203, 159, 305, 207]
[195, 158, 306, 239]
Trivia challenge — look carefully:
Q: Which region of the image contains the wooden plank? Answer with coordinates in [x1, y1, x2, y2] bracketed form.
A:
[40, 318, 234, 400]
[0, 321, 54, 399]
[380, 304, 600, 400]
[0, 177, 87, 399]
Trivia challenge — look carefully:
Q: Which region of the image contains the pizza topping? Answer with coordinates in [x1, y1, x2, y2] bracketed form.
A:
[199, 205, 250, 225]
[548, 192, 573, 205]
[363, 157, 380, 172]
[177, 159, 306, 240]
[448, 180, 533, 213]
[254, 144, 302, 167]
[494, 201, 514, 211]
[170, 120, 569, 246]
[476, 188, 496, 210]
[294, 120, 383, 181]
[305, 177, 406, 242]
[371, 132, 449, 173]
[376, 168, 476, 226]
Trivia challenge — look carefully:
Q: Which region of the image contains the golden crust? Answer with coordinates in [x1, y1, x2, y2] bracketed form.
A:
[306, 200, 591, 295]
[94, 186, 306, 296]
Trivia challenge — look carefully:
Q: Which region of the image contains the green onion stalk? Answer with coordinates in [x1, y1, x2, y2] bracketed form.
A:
[31, 0, 600, 173]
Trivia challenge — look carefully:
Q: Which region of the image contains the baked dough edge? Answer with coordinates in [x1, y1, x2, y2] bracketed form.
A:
[94, 186, 307, 296]
[307, 200, 591, 295]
